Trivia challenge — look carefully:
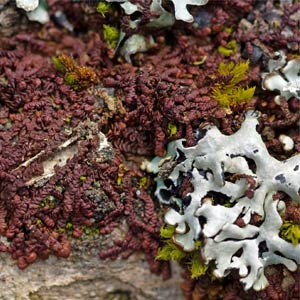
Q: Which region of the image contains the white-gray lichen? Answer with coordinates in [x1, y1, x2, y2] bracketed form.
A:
[120, 34, 155, 63]
[16, 0, 39, 12]
[106, 0, 208, 24]
[170, 0, 209, 23]
[153, 111, 300, 291]
[262, 51, 300, 100]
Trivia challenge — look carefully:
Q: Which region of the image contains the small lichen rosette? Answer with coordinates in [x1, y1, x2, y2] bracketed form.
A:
[154, 111, 300, 291]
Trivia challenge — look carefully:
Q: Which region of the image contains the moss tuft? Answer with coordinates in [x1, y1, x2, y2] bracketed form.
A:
[103, 25, 120, 48]
[280, 221, 300, 245]
[52, 55, 97, 90]
[156, 224, 208, 279]
[96, 1, 111, 17]
[212, 60, 256, 108]
[168, 122, 178, 137]
[218, 40, 237, 57]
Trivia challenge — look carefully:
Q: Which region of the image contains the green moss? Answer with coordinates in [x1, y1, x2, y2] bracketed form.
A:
[57, 228, 65, 234]
[224, 26, 233, 34]
[35, 218, 42, 226]
[65, 222, 73, 230]
[192, 56, 207, 65]
[212, 85, 256, 108]
[156, 224, 208, 279]
[64, 222, 74, 235]
[64, 73, 76, 85]
[218, 60, 249, 85]
[52, 56, 65, 73]
[116, 176, 122, 186]
[212, 60, 256, 108]
[218, 40, 237, 57]
[79, 175, 87, 182]
[64, 117, 72, 124]
[82, 225, 100, 237]
[64, 74, 80, 91]
[159, 224, 176, 239]
[39, 195, 59, 209]
[280, 221, 300, 245]
[189, 252, 208, 279]
[156, 241, 187, 261]
[168, 122, 178, 137]
[52, 55, 97, 90]
[138, 177, 148, 188]
[103, 24, 120, 48]
[97, 1, 111, 17]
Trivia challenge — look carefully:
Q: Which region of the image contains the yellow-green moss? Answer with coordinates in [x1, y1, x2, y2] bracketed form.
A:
[103, 25, 120, 48]
[156, 241, 187, 261]
[159, 224, 176, 239]
[116, 176, 122, 186]
[156, 225, 208, 279]
[138, 177, 148, 188]
[79, 175, 87, 182]
[96, 1, 111, 17]
[280, 221, 300, 245]
[189, 252, 208, 279]
[52, 56, 65, 73]
[82, 225, 100, 237]
[218, 40, 237, 57]
[168, 122, 178, 137]
[212, 60, 256, 108]
[52, 55, 97, 90]
[39, 195, 59, 209]
[35, 218, 42, 226]
[57, 222, 74, 235]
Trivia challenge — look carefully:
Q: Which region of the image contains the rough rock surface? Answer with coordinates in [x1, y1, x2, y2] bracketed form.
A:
[0, 236, 182, 300]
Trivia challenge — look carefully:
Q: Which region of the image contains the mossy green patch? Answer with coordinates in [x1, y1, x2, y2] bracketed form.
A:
[212, 60, 256, 108]
[280, 221, 300, 245]
[218, 40, 237, 57]
[103, 25, 120, 48]
[168, 122, 178, 137]
[156, 225, 208, 279]
[97, 1, 111, 17]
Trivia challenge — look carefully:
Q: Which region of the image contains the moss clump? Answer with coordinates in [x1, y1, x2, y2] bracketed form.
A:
[212, 60, 256, 108]
[138, 177, 148, 188]
[57, 222, 74, 235]
[96, 1, 111, 17]
[82, 225, 100, 237]
[280, 221, 300, 245]
[156, 225, 208, 279]
[35, 218, 42, 226]
[168, 122, 178, 137]
[39, 195, 59, 209]
[79, 175, 87, 182]
[189, 248, 209, 279]
[52, 55, 97, 90]
[103, 25, 120, 48]
[218, 40, 237, 57]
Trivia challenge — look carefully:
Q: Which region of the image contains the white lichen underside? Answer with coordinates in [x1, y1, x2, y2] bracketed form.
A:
[16, 0, 39, 11]
[155, 111, 300, 291]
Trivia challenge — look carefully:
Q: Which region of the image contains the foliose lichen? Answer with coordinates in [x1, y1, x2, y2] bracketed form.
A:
[152, 111, 300, 291]
[262, 51, 300, 101]
[105, 0, 209, 24]
[16, 0, 39, 12]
